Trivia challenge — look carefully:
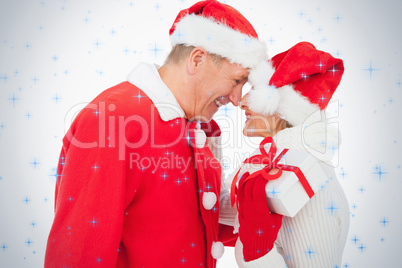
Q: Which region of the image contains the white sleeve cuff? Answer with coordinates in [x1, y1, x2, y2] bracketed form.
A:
[235, 238, 287, 268]
[218, 191, 238, 226]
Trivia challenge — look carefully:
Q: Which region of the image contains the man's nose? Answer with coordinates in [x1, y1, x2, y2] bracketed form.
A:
[229, 88, 243, 106]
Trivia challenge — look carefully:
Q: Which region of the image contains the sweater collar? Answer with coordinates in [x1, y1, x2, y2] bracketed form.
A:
[127, 62, 185, 122]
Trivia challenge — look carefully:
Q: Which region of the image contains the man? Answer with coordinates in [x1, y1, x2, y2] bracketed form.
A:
[45, 1, 269, 267]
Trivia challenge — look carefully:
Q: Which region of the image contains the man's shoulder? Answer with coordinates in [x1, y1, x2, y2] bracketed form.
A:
[88, 81, 155, 116]
[97, 81, 149, 104]
[63, 81, 156, 145]
[70, 82, 154, 129]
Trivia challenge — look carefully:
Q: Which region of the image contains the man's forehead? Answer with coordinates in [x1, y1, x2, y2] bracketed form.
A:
[236, 68, 250, 80]
[222, 61, 249, 79]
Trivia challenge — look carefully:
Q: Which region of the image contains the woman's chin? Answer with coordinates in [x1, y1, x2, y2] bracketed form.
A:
[243, 127, 273, 138]
[242, 128, 249, 137]
[243, 127, 255, 137]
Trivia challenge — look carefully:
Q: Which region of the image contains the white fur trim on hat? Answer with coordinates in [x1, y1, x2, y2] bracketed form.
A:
[246, 60, 320, 126]
[247, 61, 280, 115]
[211, 241, 225, 259]
[170, 14, 267, 69]
[248, 60, 275, 86]
[276, 85, 320, 126]
[202, 192, 217, 210]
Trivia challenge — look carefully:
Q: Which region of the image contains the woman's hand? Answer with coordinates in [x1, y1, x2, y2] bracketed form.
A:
[237, 171, 283, 262]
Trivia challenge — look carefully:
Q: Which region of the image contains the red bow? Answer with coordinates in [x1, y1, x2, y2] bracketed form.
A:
[230, 137, 315, 208]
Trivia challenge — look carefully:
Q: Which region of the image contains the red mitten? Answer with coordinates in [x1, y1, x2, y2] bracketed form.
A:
[237, 171, 283, 262]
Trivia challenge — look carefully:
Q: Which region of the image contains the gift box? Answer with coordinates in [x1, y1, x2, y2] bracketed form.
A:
[229, 139, 328, 218]
[263, 146, 327, 217]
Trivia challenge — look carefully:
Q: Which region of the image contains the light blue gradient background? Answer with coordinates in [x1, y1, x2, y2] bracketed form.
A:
[0, 0, 401, 267]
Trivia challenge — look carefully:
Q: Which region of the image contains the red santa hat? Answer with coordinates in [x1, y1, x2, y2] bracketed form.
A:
[169, 0, 278, 106]
[247, 41, 344, 126]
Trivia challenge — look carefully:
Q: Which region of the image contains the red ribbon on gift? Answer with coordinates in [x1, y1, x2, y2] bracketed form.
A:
[230, 137, 315, 208]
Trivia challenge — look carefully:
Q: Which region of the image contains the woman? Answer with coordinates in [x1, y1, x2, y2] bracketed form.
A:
[229, 42, 350, 268]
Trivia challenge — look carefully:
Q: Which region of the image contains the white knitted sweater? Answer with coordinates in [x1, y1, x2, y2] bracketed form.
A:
[228, 124, 350, 268]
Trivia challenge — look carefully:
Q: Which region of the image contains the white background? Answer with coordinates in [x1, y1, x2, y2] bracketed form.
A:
[0, 0, 401, 267]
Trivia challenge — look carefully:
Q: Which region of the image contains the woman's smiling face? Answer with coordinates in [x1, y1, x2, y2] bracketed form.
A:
[240, 92, 285, 138]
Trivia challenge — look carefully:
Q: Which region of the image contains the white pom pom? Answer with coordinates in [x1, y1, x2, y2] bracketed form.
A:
[211, 241, 225, 259]
[194, 128, 207, 148]
[202, 192, 217, 210]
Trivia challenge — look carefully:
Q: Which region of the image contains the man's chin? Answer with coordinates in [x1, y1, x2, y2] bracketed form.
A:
[191, 115, 212, 123]
[196, 108, 218, 122]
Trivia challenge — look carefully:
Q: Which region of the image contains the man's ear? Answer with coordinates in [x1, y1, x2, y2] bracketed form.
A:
[187, 47, 208, 75]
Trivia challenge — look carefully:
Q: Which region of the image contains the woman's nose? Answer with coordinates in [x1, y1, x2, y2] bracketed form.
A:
[239, 94, 249, 110]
